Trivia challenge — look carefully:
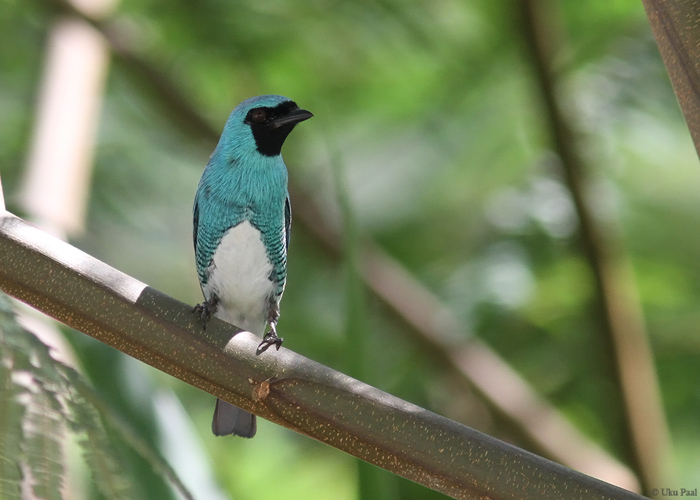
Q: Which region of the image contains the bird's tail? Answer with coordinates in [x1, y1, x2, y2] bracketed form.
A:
[212, 398, 257, 438]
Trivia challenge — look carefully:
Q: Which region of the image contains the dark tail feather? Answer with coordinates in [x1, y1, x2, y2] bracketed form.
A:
[212, 399, 257, 438]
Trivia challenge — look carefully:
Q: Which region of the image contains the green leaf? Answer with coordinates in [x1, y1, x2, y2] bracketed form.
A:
[0, 318, 24, 500]
[0, 293, 193, 500]
[22, 384, 65, 500]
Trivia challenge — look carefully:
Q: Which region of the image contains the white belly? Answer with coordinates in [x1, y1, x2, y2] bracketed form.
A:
[203, 221, 274, 335]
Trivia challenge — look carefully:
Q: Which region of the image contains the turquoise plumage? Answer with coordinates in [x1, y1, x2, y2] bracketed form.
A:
[193, 95, 312, 437]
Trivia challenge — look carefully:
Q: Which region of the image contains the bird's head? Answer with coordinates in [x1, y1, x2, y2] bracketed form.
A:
[221, 95, 313, 158]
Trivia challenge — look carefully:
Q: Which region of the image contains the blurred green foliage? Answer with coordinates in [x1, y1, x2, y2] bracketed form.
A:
[1, 0, 699, 498]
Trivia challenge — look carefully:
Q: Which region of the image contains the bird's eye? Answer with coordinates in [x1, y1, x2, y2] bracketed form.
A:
[251, 109, 267, 123]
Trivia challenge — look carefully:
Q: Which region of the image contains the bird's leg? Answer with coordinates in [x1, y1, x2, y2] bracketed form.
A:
[258, 303, 283, 351]
[192, 293, 219, 329]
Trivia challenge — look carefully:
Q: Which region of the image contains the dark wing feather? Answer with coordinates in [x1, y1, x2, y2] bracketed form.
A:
[284, 195, 292, 251]
[193, 196, 200, 254]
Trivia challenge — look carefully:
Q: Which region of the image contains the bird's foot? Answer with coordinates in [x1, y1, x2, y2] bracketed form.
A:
[192, 294, 218, 329]
[257, 324, 283, 353]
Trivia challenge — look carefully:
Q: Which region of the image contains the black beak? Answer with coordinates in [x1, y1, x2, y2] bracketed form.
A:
[268, 108, 314, 129]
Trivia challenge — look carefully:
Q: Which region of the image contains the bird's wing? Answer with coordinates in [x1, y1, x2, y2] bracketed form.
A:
[193, 190, 246, 286]
[250, 200, 289, 297]
[284, 194, 291, 251]
[193, 195, 200, 254]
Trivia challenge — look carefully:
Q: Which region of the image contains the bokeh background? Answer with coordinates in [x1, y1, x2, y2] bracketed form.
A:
[1, 0, 698, 498]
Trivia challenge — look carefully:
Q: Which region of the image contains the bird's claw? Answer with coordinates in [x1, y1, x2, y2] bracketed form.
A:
[257, 325, 283, 353]
[192, 295, 218, 329]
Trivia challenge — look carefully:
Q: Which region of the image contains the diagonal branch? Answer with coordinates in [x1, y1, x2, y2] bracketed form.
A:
[642, 0, 700, 156]
[0, 209, 647, 500]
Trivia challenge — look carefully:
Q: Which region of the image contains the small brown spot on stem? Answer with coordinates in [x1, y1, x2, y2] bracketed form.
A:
[253, 380, 270, 402]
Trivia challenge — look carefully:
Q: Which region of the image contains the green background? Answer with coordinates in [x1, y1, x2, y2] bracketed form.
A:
[1, 0, 697, 498]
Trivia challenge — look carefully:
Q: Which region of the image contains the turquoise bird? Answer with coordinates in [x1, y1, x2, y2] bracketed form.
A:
[193, 95, 312, 437]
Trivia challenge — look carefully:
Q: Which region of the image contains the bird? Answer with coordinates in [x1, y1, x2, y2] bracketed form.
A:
[192, 94, 312, 437]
